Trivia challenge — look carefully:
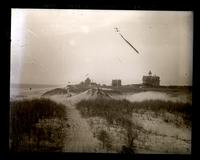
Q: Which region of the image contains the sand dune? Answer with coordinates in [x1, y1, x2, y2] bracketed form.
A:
[10, 87, 191, 153]
[113, 91, 192, 104]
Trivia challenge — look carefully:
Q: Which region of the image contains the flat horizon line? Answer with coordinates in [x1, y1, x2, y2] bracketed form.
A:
[10, 83, 63, 86]
[10, 83, 192, 87]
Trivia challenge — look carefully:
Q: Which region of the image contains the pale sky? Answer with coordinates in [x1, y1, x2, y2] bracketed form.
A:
[11, 9, 193, 86]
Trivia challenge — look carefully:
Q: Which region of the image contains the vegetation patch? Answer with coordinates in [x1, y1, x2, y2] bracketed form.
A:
[77, 99, 191, 127]
[97, 130, 112, 152]
[42, 88, 69, 96]
[131, 100, 192, 127]
[10, 98, 66, 152]
[76, 99, 142, 153]
[76, 98, 191, 152]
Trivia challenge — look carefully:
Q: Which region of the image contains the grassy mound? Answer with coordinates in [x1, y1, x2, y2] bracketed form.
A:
[76, 98, 191, 152]
[77, 98, 191, 126]
[10, 98, 66, 152]
[42, 86, 91, 96]
[42, 88, 69, 96]
[76, 99, 142, 152]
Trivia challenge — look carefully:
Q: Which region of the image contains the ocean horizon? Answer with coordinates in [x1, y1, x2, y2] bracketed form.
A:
[10, 83, 64, 89]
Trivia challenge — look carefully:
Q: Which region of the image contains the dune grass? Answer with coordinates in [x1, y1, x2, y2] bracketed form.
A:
[76, 99, 142, 152]
[105, 85, 191, 95]
[131, 100, 191, 126]
[76, 98, 191, 152]
[42, 88, 69, 96]
[77, 99, 191, 122]
[10, 98, 66, 152]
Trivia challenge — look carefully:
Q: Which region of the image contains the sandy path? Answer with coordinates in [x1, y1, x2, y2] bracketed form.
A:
[48, 95, 100, 152]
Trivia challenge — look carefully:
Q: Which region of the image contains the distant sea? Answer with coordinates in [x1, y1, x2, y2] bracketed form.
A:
[10, 83, 64, 101]
[10, 83, 61, 89]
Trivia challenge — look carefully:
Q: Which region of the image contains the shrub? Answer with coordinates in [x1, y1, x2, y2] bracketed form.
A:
[76, 99, 141, 152]
[131, 100, 192, 126]
[97, 130, 112, 151]
[120, 145, 135, 154]
[77, 98, 191, 125]
[42, 88, 69, 96]
[10, 98, 66, 151]
[76, 98, 191, 152]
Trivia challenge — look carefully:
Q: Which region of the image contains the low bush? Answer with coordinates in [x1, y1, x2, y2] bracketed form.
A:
[10, 98, 66, 151]
[77, 98, 191, 125]
[97, 130, 112, 151]
[76, 98, 191, 152]
[131, 100, 192, 126]
[77, 98, 192, 152]
[42, 88, 69, 96]
[76, 99, 141, 152]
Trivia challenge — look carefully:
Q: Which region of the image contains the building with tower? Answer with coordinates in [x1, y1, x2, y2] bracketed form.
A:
[142, 70, 160, 87]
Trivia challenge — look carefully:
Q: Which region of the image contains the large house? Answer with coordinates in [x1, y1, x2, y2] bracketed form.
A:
[112, 79, 122, 87]
[79, 77, 98, 87]
[142, 71, 160, 87]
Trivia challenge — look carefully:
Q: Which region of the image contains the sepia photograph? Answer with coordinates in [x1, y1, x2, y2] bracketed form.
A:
[10, 9, 192, 153]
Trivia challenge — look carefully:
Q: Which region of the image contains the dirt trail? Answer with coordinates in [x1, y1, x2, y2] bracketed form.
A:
[49, 95, 100, 152]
